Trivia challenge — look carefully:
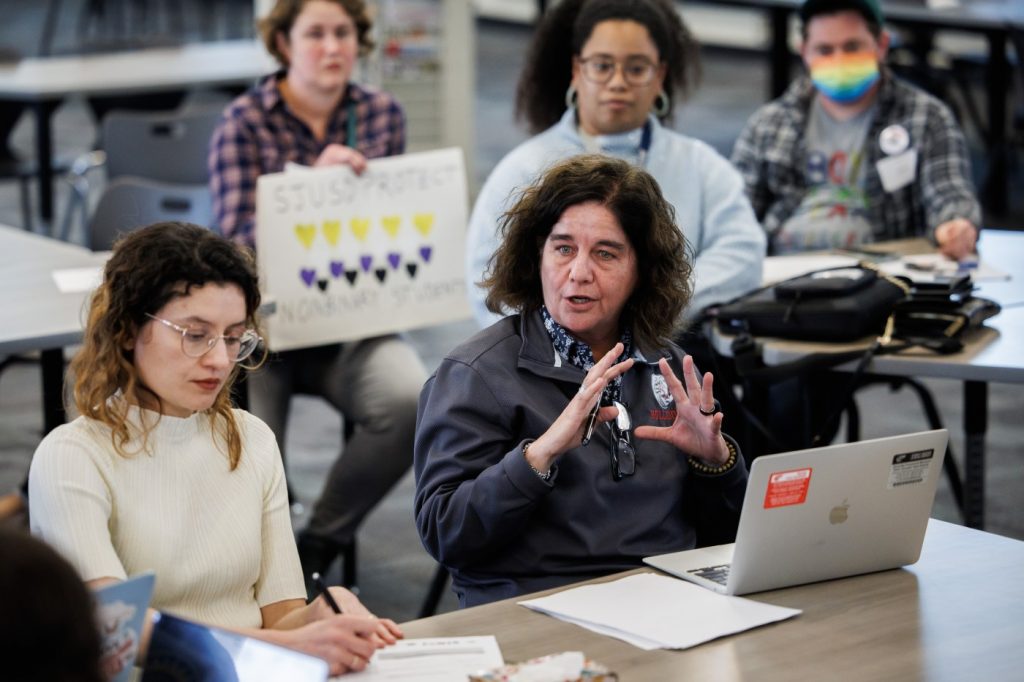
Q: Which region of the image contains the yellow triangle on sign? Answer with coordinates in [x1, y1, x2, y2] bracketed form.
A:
[351, 217, 371, 242]
[294, 223, 316, 249]
[413, 213, 434, 236]
[322, 220, 341, 246]
[381, 215, 401, 238]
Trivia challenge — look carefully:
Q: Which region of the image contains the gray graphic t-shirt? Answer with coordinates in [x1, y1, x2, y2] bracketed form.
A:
[775, 97, 877, 254]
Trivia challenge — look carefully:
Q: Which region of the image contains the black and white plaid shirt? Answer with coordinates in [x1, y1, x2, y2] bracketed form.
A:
[731, 69, 980, 253]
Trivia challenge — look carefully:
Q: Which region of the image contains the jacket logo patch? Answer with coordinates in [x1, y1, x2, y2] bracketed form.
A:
[651, 373, 673, 409]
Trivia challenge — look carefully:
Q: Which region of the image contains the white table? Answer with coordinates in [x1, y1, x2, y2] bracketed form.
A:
[0, 40, 276, 223]
[710, 229, 1024, 530]
[0, 225, 107, 430]
[404, 520, 1024, 681]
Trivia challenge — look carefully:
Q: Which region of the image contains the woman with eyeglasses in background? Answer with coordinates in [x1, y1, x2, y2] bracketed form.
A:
[29, 222, 401, 676]
[465, 0, 765, 330]
[415, 156, 748, 608]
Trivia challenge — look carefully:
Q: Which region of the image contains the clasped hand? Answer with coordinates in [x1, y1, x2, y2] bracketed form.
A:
[523, 346, 729, 473]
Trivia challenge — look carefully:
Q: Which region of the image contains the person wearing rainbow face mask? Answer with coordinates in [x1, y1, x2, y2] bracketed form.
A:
[731, 0, 980, 258]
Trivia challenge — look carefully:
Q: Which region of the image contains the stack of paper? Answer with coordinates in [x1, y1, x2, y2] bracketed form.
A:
[519, 573, 800, 650]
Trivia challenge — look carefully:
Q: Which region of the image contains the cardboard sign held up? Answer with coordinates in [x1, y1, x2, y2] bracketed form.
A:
[255, 147, 470, 351]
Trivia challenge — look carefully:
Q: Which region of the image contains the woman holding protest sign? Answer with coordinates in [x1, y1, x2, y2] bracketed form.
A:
[209, 0, 426, 591]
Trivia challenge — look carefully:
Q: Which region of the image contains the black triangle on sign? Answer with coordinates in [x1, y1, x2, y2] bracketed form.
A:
[316, 279, 329, 292]
[374, 268, 387, 284]
[406, 263, 418, 279]
[345, 270, 358, 286]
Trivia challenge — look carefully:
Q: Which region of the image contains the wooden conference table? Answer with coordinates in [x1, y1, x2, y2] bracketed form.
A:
[0, 40, 276, 224]
[711, 230, 1024, 531]
[403, 520, 1024, 680]
[0, 225, 107, 431]
[692, 0, 1024, 212]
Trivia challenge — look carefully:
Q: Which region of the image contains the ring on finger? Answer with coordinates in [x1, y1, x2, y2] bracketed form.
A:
[699, 399, 721, 417]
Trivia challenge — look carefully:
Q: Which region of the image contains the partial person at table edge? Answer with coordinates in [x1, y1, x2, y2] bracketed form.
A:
[731, 0, 981, 259]
[415, 155, 748, 608]
[464, 0, 765, 329]
[208, 0, 427, 587]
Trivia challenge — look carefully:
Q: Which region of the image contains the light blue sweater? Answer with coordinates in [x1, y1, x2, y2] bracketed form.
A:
[465, 110, 766, 327]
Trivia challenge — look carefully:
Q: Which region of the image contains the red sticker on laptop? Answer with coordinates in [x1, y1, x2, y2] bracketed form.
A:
[764, 468, 813, 509]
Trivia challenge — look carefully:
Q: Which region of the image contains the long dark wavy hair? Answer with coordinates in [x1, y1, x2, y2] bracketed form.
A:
[515, 0, 701, 134]
[71, 222, 264, 469]
[484, 155, 693, 349]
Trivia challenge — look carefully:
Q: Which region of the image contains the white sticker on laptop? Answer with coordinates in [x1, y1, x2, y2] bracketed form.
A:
[888, 449, 935, 488]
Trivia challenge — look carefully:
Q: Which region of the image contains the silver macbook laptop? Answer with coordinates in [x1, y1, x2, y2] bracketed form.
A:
[644, 429, 948, 595]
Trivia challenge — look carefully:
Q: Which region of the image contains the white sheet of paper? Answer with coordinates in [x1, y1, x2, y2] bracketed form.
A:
[52, 266, 103, 293]
[338, 636, 503, 682]
[519, 573, 800, 650]
[761, 254, 859, 285]
[876, 149, 918, 192]
[880, 253, 1010, 283]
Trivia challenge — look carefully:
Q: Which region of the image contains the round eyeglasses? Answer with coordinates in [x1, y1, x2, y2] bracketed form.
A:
[145, 313, 263, 366]
[577, 56, 659, 87]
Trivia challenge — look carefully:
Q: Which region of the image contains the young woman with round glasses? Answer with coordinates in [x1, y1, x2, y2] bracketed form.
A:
[29, 222, 401, 676]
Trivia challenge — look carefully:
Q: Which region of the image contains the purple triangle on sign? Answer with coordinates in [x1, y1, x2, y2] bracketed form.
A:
[419, 246, 433, 263]
[330, 260, 344, 278]
[360, 255, 373, 273]
[300, 268, 316, 287]
[387, 252, 401, 270]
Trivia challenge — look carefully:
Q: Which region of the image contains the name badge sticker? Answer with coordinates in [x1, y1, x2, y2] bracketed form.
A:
[888, 448, 935, 488]
[876, 149, 918, 192]
[764, 467, 813, 509]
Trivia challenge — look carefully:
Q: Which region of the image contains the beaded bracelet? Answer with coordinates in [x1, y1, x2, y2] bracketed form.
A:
[688, 439, 738, 475]
[523, 441, 552, 481]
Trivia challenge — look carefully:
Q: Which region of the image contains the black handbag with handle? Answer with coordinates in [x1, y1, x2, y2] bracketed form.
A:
[713, 265, 910, 342]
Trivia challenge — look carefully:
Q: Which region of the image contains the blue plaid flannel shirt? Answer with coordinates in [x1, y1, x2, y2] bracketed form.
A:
[209, 72, 405, 249]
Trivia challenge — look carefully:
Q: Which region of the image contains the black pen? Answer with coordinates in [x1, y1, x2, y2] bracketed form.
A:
[311, 572, 343, 614]
[581, 399, 601, 446]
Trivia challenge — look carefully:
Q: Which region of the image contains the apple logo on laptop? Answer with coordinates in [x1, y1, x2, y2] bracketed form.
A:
[829, 500, 850, 525]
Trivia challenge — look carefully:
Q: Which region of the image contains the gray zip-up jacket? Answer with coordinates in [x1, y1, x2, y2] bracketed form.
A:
[414, 310, 747, 607]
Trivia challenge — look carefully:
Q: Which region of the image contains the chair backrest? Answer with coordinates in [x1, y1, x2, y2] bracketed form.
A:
[88, 176, 214, 251]
[101, 104, 224, 185]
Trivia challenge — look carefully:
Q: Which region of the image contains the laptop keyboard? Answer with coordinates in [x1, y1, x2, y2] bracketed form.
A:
[688, 564, 731, 585]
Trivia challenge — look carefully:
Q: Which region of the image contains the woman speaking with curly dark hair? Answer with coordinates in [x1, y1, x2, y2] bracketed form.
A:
[416, 156, 748, 607]
[465, 0, 765, 329]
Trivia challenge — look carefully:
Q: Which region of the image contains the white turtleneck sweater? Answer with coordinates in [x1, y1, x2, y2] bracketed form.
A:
[28, 407, 305, 629]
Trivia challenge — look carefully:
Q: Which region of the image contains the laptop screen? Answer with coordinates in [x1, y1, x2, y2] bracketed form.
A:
[140, 612, 328, 682]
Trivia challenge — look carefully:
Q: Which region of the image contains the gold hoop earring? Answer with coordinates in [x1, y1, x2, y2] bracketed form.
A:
[653, 91, 670, 118]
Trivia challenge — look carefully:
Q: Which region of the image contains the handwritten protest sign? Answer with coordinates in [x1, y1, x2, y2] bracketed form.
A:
[255, 147, 469, 351]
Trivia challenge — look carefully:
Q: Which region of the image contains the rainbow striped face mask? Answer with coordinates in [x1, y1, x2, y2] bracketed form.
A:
[809, 52, 880, 104]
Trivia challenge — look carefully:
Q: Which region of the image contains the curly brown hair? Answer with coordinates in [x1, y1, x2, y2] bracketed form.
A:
[259, 0, 375, 66]
[515, 0, 701, 134]
[483, 154, 693, 349]
[71, 222, 264, 470]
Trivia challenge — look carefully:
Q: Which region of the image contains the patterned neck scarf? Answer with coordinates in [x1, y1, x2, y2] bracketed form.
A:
[540, 306, 633, 403]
